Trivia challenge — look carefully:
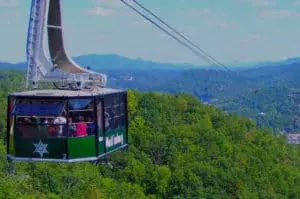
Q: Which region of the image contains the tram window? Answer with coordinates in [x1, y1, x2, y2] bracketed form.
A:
[97, 101, 102, 127]
[12, 99, 67, 138]
[104, 94, 126, 130]
[67, 98, 95, 137]
[14, 116, 67, 138]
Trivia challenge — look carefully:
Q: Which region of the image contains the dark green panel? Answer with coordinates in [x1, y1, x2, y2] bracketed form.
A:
[98, 128, 104, 155]
[68, 136, 96, 158]
[98, 140, 104, 155]
[14, 137, 67, 159]
[105, 127, 127, 152]
[106, 127, 127, 137]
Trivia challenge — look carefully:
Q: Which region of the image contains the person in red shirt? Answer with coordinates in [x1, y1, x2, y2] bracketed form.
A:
[76, 116, 87, 137]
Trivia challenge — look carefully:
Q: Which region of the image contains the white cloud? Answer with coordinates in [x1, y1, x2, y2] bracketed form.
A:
[240, 34, 264, 44]
[131, 19, 148, 26]
[87, 6, 116, 17]
[87, 0, 126, 17]
[96, 0, 122, 7]
[215, 22, 237, 29]
[0, 11, 23, 25]
[190, 8, 211, 16]
[260, 9, 300, 19]
[205, 19, 238, 30]
[158, 33, 168, 39]
[239, 0, 274, 7]
[295, 0, 300, 5]
[0, 0, 18, 7]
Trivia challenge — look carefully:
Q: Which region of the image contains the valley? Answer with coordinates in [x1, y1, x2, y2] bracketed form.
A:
[2, 54, 300, 133]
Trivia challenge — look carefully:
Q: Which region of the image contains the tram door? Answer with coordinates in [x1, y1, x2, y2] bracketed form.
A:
[97, 98, 105, 155]
[67, 98, 97, 159]
[7, 96, 16, 156]
[102, 93, 128, 154]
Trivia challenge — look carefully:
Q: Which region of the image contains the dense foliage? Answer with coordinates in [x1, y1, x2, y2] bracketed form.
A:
[2, 60, 300, 133]
[155, 65, 300, 133]
[0, 70, 24, 139]
[1, 71, 300, 198]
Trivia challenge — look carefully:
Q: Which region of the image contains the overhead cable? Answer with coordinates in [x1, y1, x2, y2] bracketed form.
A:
[130, 0, 231, 72]
[120, 0, 253, 88]
[120, 0, 219, 67]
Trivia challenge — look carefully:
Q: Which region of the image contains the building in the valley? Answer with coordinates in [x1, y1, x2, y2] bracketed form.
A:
[287, 133, 300, 144]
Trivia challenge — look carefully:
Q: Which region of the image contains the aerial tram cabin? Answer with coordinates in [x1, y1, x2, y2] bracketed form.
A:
[5, 0, 129, 163]
[7, 88, 128, 162]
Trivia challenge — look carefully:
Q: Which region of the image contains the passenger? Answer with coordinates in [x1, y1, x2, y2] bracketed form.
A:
[48, 124, 57, 137]
[30, 115, 41, 137]
[68, 117, 76, 137]
[105, 112, 110, 128]
[29, 116, 36, 123]
[87, 117, 96, 135]
[21, 117, 31, 137]
[53, 112, 66, 137]
[43, 117, 50, 124]
[44, 118, 55, 136]
[76, 116, 87, 137]
[40, 117, 51, 137]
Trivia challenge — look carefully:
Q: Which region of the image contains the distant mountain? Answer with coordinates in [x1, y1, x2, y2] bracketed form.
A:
[152, 60, 300, 133]
[0, 62, 26, 70]
[232, 57, 300, 70]
[1, 53, 299, 91]
[155, 69, 249, 100]
[238, 61, 300, 87]
[0, 54, 203, 72]
[2, 54, 300, 72]
[1, 54, 300, 132]
[154, 60, 300, 102]
[73, 54, 202, 71]
[253, 57, 300, 68]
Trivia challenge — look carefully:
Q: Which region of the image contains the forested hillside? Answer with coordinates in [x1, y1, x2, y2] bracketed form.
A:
[156, 62, 300, 133]
[1, 71, 300, 198]
[1, 59, 300, 134]
[0, 70, 24, 139]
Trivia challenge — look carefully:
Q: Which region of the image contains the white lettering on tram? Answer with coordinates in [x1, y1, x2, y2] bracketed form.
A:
[105, 134, 124, 147]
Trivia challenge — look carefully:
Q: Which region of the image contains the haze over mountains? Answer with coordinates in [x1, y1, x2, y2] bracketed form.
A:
[2, 53, 299, 93]
[1, 53, 300, 132]
[1, 53, 300, 71]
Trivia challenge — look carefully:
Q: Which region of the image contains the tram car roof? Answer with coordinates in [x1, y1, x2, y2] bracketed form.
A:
[9, 88, 126, 98]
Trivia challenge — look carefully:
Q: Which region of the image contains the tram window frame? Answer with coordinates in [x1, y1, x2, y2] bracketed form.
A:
[7, 96, 15, 153]
[11, 98, 68, 138]
[104, 94, 126, 130]
[97, 99, 103, 134]
[67, 98, 96, 137]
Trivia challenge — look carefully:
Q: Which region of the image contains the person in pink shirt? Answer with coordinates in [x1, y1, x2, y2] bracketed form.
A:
[76, 116, 87, 137]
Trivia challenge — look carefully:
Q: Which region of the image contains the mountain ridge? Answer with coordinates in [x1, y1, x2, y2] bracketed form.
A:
[1, 53, 300, 71]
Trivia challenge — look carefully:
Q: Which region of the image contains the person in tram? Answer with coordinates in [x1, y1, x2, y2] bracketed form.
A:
[47, 123, 57, 137]
[76, 116, 87, 137]
[30, 115, 42, 137]
[87, 116, 96, 135]
[53, 112, 67, 137]
[105, 111, 110, 129]
[43, 117, 50, 125]
[68, 117, 76, 137]
[20, 117, 31, 137]
[40, 117, 51, 137]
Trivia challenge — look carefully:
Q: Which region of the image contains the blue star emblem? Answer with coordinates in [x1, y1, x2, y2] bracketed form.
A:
[33, 139, 49, 158]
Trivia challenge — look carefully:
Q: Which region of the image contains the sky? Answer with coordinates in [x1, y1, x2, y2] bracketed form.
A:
[0, 0, 299, 66]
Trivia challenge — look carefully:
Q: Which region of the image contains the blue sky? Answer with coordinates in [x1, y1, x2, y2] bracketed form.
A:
[0, 0, 299, 66]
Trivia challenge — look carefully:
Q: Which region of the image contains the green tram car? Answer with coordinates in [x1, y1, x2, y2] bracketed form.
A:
[7, 88, 128, 163]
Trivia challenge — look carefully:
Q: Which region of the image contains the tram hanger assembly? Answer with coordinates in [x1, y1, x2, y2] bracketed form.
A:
[6, 0, 128, 163]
